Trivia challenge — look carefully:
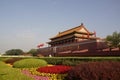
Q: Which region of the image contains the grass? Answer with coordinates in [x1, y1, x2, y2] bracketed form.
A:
[0, 61, 34, 80]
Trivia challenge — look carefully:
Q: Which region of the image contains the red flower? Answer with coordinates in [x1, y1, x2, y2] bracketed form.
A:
[36, 65, 72, 74]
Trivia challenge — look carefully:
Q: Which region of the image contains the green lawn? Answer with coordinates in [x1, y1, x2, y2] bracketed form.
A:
[0, 61, 34, 80]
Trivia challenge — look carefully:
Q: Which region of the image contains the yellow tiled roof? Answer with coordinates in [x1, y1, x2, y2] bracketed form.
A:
[50, 23, 93, 40]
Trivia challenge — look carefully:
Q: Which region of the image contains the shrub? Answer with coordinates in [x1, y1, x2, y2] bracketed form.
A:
[13, 59, 47, 68]
[36, 65, 72, 74]
[65, 61, 120, 80]
[4, 58, 23, 65]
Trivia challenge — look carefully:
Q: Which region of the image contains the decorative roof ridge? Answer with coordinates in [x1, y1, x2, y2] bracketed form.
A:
[59, 23, 84, 34]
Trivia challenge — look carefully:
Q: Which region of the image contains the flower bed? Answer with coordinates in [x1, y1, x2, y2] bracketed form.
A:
[24, 65, 72, 80]
[36, 65, 72, 74]
[21, 70, 49, 80]
[27, 68, 68, 80]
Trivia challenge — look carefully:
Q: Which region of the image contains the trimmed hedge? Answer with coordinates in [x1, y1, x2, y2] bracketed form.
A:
[38, 57, 82, 65]
[65, 61, 120, 80]
[38, 57, 120, 66]
[13, 59, 47, 68]
[62, 60, 81, 66]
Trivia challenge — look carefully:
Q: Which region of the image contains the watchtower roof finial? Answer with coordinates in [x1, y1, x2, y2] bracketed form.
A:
[81, 23, 84, 26]
[59, 32, 61, 34]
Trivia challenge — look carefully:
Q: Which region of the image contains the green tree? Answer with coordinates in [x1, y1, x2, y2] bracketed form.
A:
[28, 49, 37, 56]
[105, 31, 120, 51]
[5, 49, 24, 55]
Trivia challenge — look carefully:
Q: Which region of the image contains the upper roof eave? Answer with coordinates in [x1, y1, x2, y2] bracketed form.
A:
[50, 23, 93, 40]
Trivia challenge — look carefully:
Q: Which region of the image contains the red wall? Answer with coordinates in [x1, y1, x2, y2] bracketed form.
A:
[57, 51, 120, 57]
[37, 40, 119, 57]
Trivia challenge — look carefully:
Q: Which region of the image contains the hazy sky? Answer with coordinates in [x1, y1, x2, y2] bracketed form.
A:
[0, 0, 120, 53]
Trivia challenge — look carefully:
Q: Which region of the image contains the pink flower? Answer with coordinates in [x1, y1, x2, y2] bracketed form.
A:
[21, 70, 49, 80]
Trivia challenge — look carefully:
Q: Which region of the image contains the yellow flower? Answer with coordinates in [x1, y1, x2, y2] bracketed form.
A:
[47, 64, 54, 66]
[6, 64, 13, 67]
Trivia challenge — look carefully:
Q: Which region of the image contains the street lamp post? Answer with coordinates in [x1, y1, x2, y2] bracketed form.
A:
[53, 46, 57, 56]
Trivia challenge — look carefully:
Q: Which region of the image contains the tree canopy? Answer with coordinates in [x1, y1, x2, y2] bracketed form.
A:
[5, 49, 24, 55]
[28, 49, 37, 56]
[105, 31, 120, 48]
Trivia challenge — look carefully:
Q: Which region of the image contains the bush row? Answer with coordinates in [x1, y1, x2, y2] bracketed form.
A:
[38, 57, 120, 66]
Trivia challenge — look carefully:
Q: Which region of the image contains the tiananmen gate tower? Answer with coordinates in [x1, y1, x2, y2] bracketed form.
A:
[37, 23, 119, 57]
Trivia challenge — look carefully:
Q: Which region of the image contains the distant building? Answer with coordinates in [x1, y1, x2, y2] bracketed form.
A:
[38, 23, 107, 56]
